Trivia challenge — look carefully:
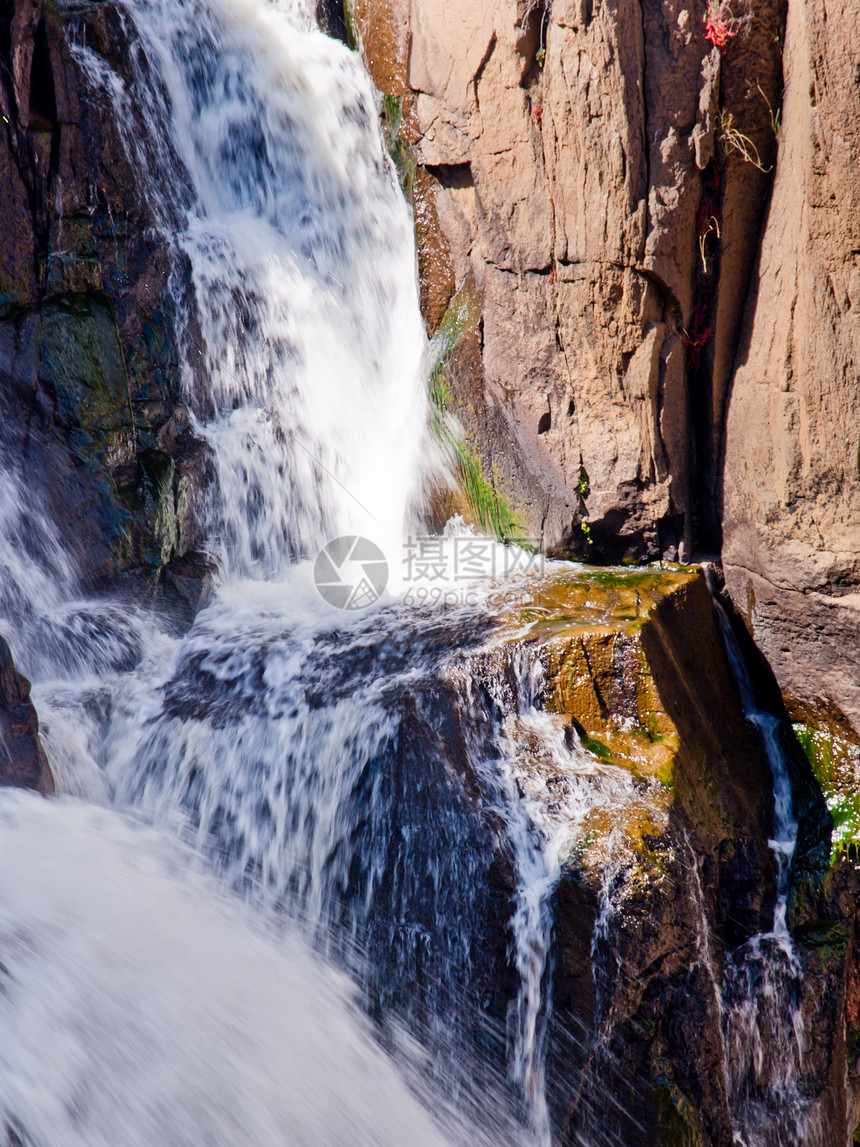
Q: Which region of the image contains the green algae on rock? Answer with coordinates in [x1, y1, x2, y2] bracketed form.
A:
[795, 721, 860, 859]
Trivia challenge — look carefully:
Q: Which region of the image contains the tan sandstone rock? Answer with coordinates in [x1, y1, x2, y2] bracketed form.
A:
[355, 0, 852, 736]
[357, 0, 781, 568]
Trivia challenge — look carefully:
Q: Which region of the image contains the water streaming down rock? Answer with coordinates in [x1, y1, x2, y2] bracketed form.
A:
[70, 0, 432, 577]
[0, 0, 852, 1141]
[447, 645, 645, 1143]
[89, 573, 648, 1143]
[712, 601, 810, 1146]
[3, 1, 828, 1141]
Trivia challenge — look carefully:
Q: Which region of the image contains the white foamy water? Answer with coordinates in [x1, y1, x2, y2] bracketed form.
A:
[447, 645, 647, 1146]
[0, 791, 454, 1147]
[99, 0, 431, 577]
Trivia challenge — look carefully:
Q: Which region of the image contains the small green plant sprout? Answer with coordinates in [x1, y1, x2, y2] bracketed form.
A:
[704, 0, 746, 47]
[428, 287, 530, 545]
[580, 519, 594, 545]
[577, 465, 590, 501]
[715, 108, 772, 172]
[756, 82, 782, 140]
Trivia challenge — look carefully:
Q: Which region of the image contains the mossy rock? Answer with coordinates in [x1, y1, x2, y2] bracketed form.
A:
[493, 564, 774, 863]
[44, 217, 103, 298]
[651, 1045, 706, 1147]
[24, 293, 183, 576]
[794, 720, 860, 859]
[35, 293, 132, 447]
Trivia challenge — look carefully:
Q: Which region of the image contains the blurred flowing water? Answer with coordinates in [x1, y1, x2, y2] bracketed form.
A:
[0, 1, 621, 1143]
[714, 606, 809, 1147]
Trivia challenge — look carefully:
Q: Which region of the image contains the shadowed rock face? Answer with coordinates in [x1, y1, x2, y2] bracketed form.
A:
[0, 636, 52, 794]
[0, 0, 211, 612]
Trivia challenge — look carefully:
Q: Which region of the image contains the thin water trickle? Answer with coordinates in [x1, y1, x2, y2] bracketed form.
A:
[713, 602, 810, 1147]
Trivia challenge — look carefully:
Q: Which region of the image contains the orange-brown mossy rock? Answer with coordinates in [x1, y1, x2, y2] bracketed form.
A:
[351, 0, 457, 333]
[0, 636, 53, 795]
[503, 566, 772, 853]
[475, 564, 860, 1144]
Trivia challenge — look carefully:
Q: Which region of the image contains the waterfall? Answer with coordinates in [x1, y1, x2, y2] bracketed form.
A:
[0, 1, 576, 1142]
[78, 0, 431, 578]
[0, 0, 828, 1140]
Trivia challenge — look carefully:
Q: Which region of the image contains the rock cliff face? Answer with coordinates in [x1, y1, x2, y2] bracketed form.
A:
[722, 0, 860, 740]
[0, 0, 209, 610]
[354, 0, 781, 565]
[339, 4, 860, 1135]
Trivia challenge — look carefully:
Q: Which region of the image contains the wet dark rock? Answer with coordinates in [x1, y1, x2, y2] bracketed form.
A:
[466, 567, 858, 1145]
[0, 0, 211, 612]
[0, 636, 53, 794]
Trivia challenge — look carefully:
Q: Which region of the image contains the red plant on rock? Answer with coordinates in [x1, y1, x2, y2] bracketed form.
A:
[704, 1, 742, 48]
[682, 307, 713, 369]
[704, 16, 735, 47]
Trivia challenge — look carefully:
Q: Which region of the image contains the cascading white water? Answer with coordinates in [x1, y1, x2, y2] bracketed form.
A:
[0, 1, 581, 1142]
[75, 0, 431, 577]
[448, 646, 646, 1146]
